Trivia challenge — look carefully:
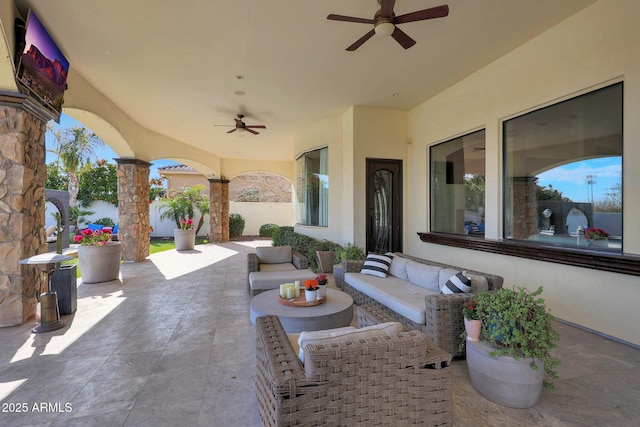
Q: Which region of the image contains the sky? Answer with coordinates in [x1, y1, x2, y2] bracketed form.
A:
[537, 157, 621, 203]
[46, 114, 180, 181]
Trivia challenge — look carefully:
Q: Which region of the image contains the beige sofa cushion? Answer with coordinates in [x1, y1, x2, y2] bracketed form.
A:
[406, 261, 442, 292]
[388, 255, 410, 280]
[345, 272, 437, 324]
[296, 322, 403, 363]
[256, 245, 292, 264]
[258, 263, 297, 272]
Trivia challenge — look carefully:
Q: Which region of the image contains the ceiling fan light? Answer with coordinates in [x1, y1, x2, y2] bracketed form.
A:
[375, 22, 395, 37]
[237, 127, 246, 133]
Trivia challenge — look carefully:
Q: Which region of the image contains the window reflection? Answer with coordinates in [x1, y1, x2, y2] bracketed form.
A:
[504, 83, 623, 251]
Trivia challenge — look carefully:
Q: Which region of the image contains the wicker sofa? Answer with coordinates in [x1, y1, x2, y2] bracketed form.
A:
[247, 245, 316, 296]
[334, 252, 503, 357]
[255, 315, 452, 426]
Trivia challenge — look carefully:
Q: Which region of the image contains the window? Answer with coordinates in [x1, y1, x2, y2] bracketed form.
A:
[504, 83, 622, 252]
[296, 147, 328, 227]
[430, 129, 486, 235]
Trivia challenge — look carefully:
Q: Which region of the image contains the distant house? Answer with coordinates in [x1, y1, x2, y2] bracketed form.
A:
[158, 165, 294, 234]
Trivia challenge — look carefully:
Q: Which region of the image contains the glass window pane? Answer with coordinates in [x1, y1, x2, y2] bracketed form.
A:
[296, 147, 329, 227]
[430, 129, 486, 235]
[503, 83, 622, 251]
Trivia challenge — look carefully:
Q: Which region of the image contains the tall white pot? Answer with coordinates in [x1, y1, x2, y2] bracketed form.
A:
[174, 229, 196, 251]
[78, 242, 122, 284]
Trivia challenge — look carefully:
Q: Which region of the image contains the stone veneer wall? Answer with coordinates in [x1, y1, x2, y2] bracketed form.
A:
[209, 179, 229, 243]
[509, 177, 539, 240]
[0, 106, 46, 326]
[116, 159, 150, 262]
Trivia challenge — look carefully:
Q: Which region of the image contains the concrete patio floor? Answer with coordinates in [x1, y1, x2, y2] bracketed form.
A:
[0, 240, 638, 426]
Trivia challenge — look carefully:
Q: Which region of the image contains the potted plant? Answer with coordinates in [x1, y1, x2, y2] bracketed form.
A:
[315, 274, 328, 299]
[174, 218, 196, 251]
[74, 227, 121, 283]
[462, 297, 481, 342]
[584, 227, 609, 247]
[158, 186, 208, 251]
[302, 278, 319, 302]
[465, 286, 560, 408]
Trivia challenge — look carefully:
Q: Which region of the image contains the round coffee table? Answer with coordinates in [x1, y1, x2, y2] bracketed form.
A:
[250, 288, 354, 333]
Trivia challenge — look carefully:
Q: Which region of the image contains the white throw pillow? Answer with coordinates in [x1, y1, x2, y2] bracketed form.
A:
[256, 245, 292, 264]
[297, 322, 403, 363]
[405, 261, 442, 292]
[360, 253, 393, 278]
[388, 255, 410, 280]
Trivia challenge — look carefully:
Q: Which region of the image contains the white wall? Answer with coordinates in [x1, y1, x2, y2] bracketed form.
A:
[292, 106, 407, 248]
[82, 200, 292, 238]
[230, 201, 294, 235]
[405, 0, 640, 345]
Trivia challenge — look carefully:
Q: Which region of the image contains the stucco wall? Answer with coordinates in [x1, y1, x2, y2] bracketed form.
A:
[293, 106, 407, 248]
[406, 0, 640, 345]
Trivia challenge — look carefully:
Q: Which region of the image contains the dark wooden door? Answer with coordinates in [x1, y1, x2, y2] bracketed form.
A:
[366, 158, 403, 254]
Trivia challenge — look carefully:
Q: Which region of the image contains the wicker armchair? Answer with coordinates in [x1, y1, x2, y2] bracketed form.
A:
[255, 315, 452, 427]
[247, 246, 315, 296]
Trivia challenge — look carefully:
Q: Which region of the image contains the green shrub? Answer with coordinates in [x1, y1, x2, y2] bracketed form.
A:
[259, 223, 279, 237]
[338, 243, 366, 262]
[94, 217, 115, 227]
[229, 213, 245, 238]
[271, 226, 343, 272]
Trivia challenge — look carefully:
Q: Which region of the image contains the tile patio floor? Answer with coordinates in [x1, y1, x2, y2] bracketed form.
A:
[0, 240, 638, 426]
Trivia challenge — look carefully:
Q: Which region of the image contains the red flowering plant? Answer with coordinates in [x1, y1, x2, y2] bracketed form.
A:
[179, 218, 194, 230]
[584, 227, 609, 240]
[302, 279, 319, 291]
[74, 228, 113, 246]
[462, 298, 480, 320]
[315, 274, 328, 287]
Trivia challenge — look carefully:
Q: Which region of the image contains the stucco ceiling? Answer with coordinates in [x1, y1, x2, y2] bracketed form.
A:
[14, 0, 596, 162]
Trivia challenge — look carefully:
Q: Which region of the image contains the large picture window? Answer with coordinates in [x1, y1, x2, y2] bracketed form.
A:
[430, 129, 486, 235]
[504, 83, 623, 252]
[296, 147, 328, 227]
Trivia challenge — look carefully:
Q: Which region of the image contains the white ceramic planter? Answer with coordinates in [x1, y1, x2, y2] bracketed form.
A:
[78, 242, 122, 284]
[466, 340, 544, 408]
[174, 229, 196, 251]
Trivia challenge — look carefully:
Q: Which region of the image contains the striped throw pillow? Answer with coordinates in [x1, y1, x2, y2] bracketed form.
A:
[441, 272, 472, 294]
[360, 253, 393, 278]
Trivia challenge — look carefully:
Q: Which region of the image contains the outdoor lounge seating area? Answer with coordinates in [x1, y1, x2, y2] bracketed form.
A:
[0, 240, 638, 426]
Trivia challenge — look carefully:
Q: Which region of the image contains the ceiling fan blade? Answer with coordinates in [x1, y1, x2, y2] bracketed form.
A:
[379, 0, 396, 19]
[234, 118, 244, 126]
[346, 29, 375, 51]
[327, 14, 374, 24]
[391, 27, 416, 49]
[245, 125, 266, 129]
[227, 129, 237, 134]
[395, 5, 449, 24]
[246, 128, 259, 135]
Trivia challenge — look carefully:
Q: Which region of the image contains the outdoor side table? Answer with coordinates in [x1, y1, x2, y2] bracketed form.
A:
[20, 253, 73, 333]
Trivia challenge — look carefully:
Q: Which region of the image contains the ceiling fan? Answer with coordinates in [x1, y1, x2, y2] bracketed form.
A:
[216, 114, 266, 135]
[327, 0, 449, 51]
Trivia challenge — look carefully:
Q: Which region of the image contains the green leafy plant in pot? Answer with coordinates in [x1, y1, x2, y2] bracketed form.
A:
[473, 286, 560, 389]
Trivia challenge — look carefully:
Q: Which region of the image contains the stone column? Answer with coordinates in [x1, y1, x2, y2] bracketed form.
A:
[116, 159, 151, 262]
[0, 105, 47, 326]
[209, 178, 229, 243]
[510, 176, 539, 240]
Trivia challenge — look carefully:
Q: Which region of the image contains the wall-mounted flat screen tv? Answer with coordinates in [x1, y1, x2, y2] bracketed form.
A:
[15, 10, 69, 114]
